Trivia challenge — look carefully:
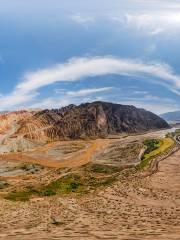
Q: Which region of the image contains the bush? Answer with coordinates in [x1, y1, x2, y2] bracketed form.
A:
[143, 139, 161, 155]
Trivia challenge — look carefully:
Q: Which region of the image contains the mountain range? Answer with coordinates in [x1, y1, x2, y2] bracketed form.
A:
[160, 111, 180, 123]
[17, 101, 169, 141]
[0, 101, 169, 153]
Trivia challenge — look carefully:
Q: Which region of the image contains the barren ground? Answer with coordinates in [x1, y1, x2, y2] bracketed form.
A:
[0, 130, 179, 239]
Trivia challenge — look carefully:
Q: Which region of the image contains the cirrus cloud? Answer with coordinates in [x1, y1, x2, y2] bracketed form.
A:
[17, 56, 180, 93]
[0, 56, 180, 110]
[112, 11, 180, 35]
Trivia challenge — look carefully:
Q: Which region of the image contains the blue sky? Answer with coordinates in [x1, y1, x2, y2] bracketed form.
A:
[0, 0, 180, 114]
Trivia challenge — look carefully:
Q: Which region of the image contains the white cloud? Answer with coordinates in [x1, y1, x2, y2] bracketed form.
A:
[29, 97, 71, 109]
[29, 87, 112, 109]
[120, 99, 179, 114]
[0, 92, 37, 110]
[28, 88, 177, 114]
[16, 56, 180, 93]
[132, 90, 148, 95]
[66, 87, 113, 97]
[112, 12, 180, 35]
[69, 14, 94, 25]
[119, 92, 179, 114]
[0, 56, 180, 110]
[125, 95, 175, 104]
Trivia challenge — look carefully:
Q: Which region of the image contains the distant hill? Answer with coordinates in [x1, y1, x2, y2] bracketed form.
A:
[0, 111, 9, 115]
[160, 111, 180, 123]
[17, 101, 169, 141]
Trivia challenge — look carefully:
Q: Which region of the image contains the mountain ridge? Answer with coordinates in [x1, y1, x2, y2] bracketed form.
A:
[17, 101, 169, 141]
[160, 111, 180, 123]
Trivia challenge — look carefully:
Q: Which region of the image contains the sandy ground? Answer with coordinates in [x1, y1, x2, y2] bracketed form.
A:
[0, 146, 179, 239]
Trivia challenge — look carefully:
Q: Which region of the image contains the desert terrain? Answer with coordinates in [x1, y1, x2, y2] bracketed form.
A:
[0, 126, 179, 240]
[1, 0, 180, 238]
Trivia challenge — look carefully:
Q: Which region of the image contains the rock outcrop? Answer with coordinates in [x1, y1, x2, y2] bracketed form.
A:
[0, 111, 38, 153]
[18, 101, 169, 141]
[0, 111, 33, 134]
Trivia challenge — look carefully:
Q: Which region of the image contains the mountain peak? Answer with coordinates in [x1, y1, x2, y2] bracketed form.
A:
[17, 101, 169, 141]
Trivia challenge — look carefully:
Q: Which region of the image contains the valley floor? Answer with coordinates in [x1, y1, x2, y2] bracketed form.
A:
[0, 142, 179, 239]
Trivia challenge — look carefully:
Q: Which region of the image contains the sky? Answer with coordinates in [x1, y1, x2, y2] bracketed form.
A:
[0, 0, 180, 114]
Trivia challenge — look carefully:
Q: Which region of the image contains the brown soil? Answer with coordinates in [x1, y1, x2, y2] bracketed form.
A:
[0, 130, 180, 240]
[0, 139, 110, 168]
[0, 143, 179, 239]
[0, 129, 172, 169]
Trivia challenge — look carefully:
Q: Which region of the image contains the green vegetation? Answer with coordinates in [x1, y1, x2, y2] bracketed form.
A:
[38, 173, 116, 196]
[39, 189, 56, 197]
[136, 158, 149, 171]
[5, 169, 117, 202]
[143, 139, 161, 155]
[83, 163, 121, 174]
[5, 191, 32, 202]
[40, 174, 85, 195]
[143, 138, 174, 160]
[6, 136, 175, 202]
[137, 138, 174, 170]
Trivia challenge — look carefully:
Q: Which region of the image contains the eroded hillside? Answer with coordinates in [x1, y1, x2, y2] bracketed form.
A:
[17, 102, 169, 142]
[0, 111, 32, 134]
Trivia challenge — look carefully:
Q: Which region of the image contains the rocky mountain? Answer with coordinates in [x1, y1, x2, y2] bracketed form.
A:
[18, 101, 169, 141]
[0, 111, 33, 134]
[0, 110, 39, 153]
[160, 111, 180, 123]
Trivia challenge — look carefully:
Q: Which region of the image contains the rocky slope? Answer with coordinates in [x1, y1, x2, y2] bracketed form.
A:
[0, 111, 40, 153]
[18, 101, 169, 141]
[0, 111, 33, 134]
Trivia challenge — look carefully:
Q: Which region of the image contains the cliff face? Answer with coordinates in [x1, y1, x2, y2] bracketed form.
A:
[18, 101, 169, 141]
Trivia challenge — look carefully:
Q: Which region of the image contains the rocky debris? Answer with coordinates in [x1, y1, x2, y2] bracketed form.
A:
[18, 101, 169, 142]
[21, 164, 43, 174]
